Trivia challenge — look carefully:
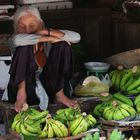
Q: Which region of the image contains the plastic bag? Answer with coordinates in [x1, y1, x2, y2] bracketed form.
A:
[100, 74, 111, 86]
[74, 82, 109, 96]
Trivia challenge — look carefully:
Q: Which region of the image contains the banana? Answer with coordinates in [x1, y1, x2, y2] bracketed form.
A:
[11, 119, 20, 131]
[49, 119, 63, 137]
[109, 70, 117, 79]
[38, 130, 48, 138]
[93, 104, 102, 116]
[113, 108, 125, 121]
[14, 112, 24, 121]
[72, 118, 88, 136]
[15, 120, 22, 133]
[128, 89, 140, 94]
[39, 123, 48, 138]
[120, 70, 132, 88]
[28, 110, 48, 121]
[119, 107, 130, 118]
[20, 123, 37, 136]
[106, 109, 115, 120]
[113, 93, 133, 107]
[136, 104, 140, 113]
[111, 70, 118, 87]
[69, 115, 83, 134]
[115, 70, 125, 90]
[29, 108, 41, 116]
[127, 78, 140, 91]
[86, 114, 96, 126]
[134, 95, 140, 105]
[51, 119, 68, 137]
[47, 123, 54, 138]
[23, 122, 41, 134]
[121, 77, 134, 91]
[103, 106, 113, 119]
[120, 104, 136, 116]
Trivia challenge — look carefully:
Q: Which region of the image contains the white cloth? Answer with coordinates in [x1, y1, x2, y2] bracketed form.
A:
[9, 30, 81, 49]
[35, 79, 49, 110]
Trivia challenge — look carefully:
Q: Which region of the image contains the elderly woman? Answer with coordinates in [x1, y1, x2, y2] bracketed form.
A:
[7, 6, 81, 112]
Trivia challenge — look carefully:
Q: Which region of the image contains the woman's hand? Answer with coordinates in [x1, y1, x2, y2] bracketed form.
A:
[38, 36, 61, 43]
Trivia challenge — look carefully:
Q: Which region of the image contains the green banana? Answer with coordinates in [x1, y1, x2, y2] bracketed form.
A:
[103, 106, 113, 119]
[119, 107, 130, 118]
[120, 104, 136, 116]
[109, 70, 117, 79]
[69, 115, 83, 134]
[20, 123, 37, 136]
[127, 77, 140, 91]
[38, 130, 48, 138]
[11, 119, 20, 131]
[51, 119, 68, 137]
[50, 119, 64, 137]
[115, 70, 125, 90]
[93, 104, 102, 116]
[72, 118, 88, 136]
[111, 70, 118, 87]
[113, 93, 133, 107]
[15, 121, 22, 133]
[28, 110, 48, 121]
[23, 122, 41, 134]
[136, 104, 140, 113]
[39, 123, 48, 138]
[47, 123, 54, 138]
[93, 132, 100, 140]
[85, 114, 96, 126]
[121, 77, 134, 91]
[120, 70, 132, 88]
[30, 108, 41, 115]
[113, 108, 125, 121]
[106, 108, 115, 120]
[128, 89, 140, 94]
[14, 112, 24, 121]
[134, 95, 140, 105]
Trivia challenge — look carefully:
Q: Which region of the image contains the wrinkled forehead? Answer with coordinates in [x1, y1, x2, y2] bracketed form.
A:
[18, 12, 40, 24]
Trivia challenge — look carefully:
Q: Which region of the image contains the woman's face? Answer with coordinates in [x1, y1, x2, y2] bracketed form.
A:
[17, 13, 42, 33]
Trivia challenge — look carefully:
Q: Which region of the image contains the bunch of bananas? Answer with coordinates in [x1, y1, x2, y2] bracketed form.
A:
[103, 101, 136, 121]
[82, 132, 100, 140]
[69, 113, 96, 136]
[109, 65, 140, 94]
[11, 108, 48, 136]
[39, 116, 68, 138]
[93, 93, 137, 121]
[53, 106, 81, 125]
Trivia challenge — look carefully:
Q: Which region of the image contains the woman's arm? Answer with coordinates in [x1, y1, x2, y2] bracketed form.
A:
[37, 29, 81, 44]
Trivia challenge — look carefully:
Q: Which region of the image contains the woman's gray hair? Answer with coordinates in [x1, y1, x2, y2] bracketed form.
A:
[13, 6, 44, 32]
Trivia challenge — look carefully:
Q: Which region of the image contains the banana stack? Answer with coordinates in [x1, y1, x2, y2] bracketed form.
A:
[53, 106, 81, 125]
[69, 113, 96, 136]
[11, 108, 48, 136]
[109, 65, 140, 94]
[39, 116, 68, 138]
[93, 93, 137, 121]
[11, 106, 97, 138]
